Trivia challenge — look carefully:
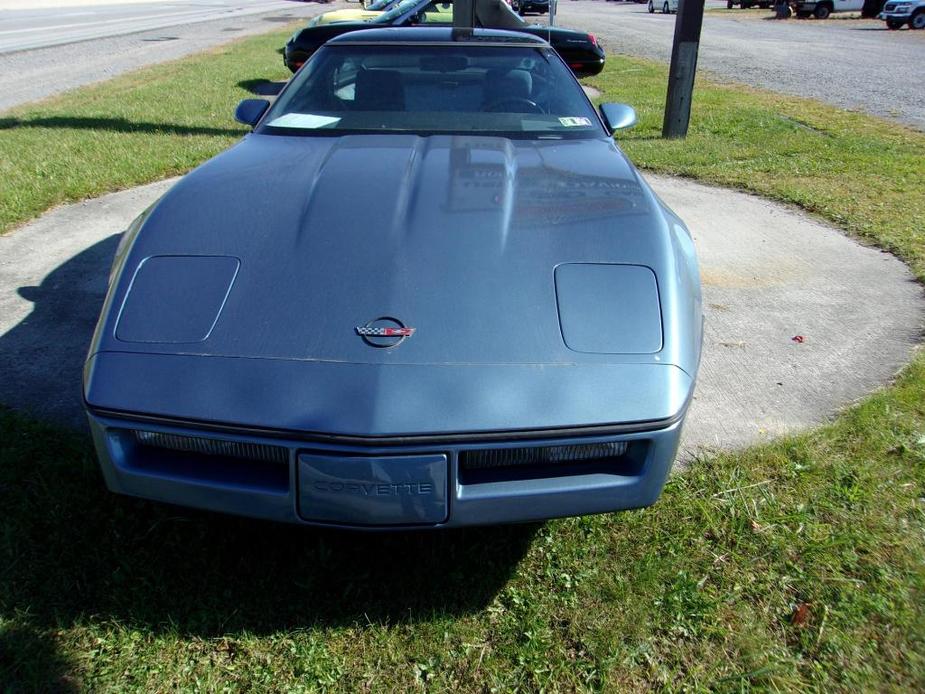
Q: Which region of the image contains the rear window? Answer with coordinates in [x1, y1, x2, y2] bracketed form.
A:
[259, 44, 603, 139]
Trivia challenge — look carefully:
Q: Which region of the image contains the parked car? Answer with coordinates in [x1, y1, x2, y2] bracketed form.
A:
[285, 0, 605, 77]
[306, 0, 399, 26]
[84, 27, 702, 529]
[879, 0, 925, 27]
[725, 0, 772, 8]
[793, 0, 863, 17]
[648, 0, 679, 12]
[511, 0, 549, 14]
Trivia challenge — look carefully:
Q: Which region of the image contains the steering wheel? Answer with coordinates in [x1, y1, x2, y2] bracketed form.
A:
[484, 97, 544, 114]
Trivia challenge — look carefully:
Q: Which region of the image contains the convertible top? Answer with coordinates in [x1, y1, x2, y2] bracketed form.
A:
[327, 27, 550, 46]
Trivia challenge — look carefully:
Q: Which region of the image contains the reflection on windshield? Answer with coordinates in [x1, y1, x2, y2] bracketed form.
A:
[374, 0, 421, 22]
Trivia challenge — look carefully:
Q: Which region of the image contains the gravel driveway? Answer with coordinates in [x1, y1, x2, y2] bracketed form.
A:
[555, 0, 925, 130]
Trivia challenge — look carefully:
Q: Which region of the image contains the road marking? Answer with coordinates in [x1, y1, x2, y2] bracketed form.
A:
[0, 0, 301, 53]
[0, 7, 223, 35]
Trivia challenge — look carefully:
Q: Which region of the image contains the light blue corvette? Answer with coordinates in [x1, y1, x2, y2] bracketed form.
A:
[84, 28, 702, 529]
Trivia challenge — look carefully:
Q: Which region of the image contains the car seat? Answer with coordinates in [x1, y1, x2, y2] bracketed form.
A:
[483, 68, 533, 110]
[353, 69, 406, 111]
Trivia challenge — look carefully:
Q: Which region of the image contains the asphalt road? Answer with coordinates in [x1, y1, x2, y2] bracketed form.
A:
[555, 1, 925, 130]
[0, 0, 315, 53]
[0, 0, 344, 111]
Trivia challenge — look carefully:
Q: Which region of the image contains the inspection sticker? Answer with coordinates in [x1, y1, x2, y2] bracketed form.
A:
[558, 116, 593, 127]
[267, 113, 341, 129]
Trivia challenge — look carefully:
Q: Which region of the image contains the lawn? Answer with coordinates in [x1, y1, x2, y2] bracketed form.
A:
[1, 27, 924, 692]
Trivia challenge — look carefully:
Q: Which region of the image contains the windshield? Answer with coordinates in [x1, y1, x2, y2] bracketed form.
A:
[374, 0, 422, 22]
[260, 45, 603, 139]
[372, 0, 527, 27]
[366, 0, 396, 9]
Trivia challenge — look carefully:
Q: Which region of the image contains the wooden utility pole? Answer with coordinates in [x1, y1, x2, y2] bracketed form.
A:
[662, 0, 705, 139]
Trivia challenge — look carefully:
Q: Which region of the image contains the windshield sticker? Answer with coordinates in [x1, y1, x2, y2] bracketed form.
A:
[558, 117, 594, 127]
[267, 113, 341, 129]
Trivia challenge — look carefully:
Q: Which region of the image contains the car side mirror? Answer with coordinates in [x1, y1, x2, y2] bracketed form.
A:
[235, 98, 270, 128]
[599, 103, 637, 134]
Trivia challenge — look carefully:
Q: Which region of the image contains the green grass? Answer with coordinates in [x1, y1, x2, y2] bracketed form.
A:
[2, 28, 925, 692]
[0, 34, 266, 235]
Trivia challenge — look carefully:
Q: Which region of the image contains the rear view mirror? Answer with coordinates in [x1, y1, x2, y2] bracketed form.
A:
[234, 98, 270, 128]
[419, 54, 469, 72]
[599, 103, 637, 134]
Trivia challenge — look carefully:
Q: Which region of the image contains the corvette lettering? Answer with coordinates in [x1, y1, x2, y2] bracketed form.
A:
[312, 481, 434, 496]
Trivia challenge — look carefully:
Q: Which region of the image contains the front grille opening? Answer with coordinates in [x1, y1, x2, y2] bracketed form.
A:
[458, 440, 646, 485]
[120, 430, 290, 493]
[133, 431, 288, 464]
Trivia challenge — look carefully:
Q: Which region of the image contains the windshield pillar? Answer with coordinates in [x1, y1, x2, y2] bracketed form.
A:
[453, 0, 477, 26]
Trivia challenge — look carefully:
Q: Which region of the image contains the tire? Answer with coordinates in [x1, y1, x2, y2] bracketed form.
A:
[813, 3, 831, 17]
[911, 9, 925, 28]
[648, 0, 655, 11]
[662, 1, 669, 12]
[727, 0, 734, 7]
[886, 18, 904, 28]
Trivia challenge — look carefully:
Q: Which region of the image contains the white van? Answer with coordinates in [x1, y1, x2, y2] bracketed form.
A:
[793, 0, 863, 18]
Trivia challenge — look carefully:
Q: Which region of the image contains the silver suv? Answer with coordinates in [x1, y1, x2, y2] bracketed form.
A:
[879, 0, 925, 28]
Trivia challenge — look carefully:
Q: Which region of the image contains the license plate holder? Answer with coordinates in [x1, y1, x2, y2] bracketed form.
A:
[297, 451, 448, 526]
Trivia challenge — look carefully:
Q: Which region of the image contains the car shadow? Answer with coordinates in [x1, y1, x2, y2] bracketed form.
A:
[238, 78, 287, 96]
[0, 620, 80, 692]
[0, 116, 242, 138]
[0, 234, 119, 430]
[1, 406, 536, 685]
[0, 241, 537, 686]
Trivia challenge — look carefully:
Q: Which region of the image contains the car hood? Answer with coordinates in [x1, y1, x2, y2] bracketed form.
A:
[97, 134, 678, 369]
[310, 9, 382, 25]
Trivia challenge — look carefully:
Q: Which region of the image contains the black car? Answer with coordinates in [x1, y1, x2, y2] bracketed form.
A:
[511, 0, 550, 15]
[285, 0, 604, 77]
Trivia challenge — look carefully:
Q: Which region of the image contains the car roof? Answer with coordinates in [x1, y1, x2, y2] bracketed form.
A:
[326, 27, 550, 47]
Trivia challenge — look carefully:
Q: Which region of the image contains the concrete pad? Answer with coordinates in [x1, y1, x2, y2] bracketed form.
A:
[667, 177, 924, 454]
[1, 175, 922, 455]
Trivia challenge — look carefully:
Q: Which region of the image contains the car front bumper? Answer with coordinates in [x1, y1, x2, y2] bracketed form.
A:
[879, 10, 913, 17]
[87, 410, 685, 529]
